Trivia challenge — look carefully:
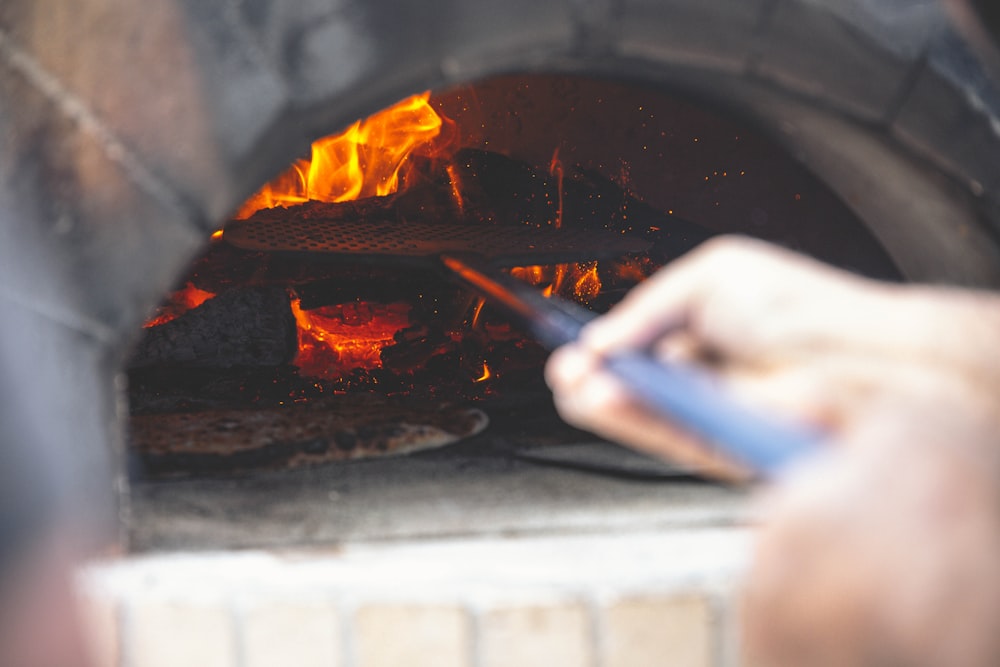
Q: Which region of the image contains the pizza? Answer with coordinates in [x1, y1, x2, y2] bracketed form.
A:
[129, 396, 488, 477]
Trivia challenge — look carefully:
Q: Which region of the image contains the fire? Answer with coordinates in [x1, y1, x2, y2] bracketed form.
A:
[144, 282, 216, 328]
[235, 92, 444, 218]
[500, 150, 605, 304]
[509, 262, 602, 303]
[549, 147, 565, 229]
[291, 299, 411, 379]
[446, 163, 465, 214]
[142, 90, 644, 386]
[572, 262, 601, 301]
[473, 361, 493, 383]
[469, 297, 487, 329]
[233, 92, 446, 376]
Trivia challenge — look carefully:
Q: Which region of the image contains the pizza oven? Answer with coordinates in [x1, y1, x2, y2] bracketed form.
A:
[4, 1, 1000, 664]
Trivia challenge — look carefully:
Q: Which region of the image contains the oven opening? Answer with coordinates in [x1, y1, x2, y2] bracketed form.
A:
[124, 74, 899, 551]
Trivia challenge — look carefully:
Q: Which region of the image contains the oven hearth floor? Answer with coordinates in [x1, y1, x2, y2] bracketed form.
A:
[128, 433, 750, 552]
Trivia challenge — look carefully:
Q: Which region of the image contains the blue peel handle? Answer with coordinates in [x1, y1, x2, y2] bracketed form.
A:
[603, 353, 824, 476]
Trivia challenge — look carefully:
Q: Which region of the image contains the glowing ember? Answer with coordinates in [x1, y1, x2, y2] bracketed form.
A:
[144, 282, 216, 328]
[291, 299, 412, 379]
[613, 256, 655, 282]
[235, 92, 444, 218]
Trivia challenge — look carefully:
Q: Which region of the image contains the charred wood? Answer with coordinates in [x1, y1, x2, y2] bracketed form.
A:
[130, 287, 297, 369]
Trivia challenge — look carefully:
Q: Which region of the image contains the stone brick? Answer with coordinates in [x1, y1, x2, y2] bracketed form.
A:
[755, 0, 924, 121]
[355, 604, 469, 667]
[130, 600, 236, 667]
[602, 594, 714, 667]
[478, 602, 592, 667]
[288, 0, 574, 110]
[242, 601, 341, 667]
[0, 0, 288, 223]
[891, 30, 1000, 211]
[0, 49, 204, 336]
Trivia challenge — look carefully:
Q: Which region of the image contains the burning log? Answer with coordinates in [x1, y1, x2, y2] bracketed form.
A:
[130, 286, 297, 369]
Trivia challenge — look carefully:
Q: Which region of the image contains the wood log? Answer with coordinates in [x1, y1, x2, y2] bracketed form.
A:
[129, 287, 297, 369]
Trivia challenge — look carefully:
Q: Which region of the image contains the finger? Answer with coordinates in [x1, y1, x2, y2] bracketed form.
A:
[581, 236, 857, 359]
[717, 361, 862, 434]
[547, 360, 753, 482]
[544, 344, 600, 393]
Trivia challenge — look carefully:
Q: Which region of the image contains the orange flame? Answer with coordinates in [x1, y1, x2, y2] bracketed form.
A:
[572, 262, 601, 301]
[446, 163, 465, 214]
[549, 147, 565, 229]
[469, 297, 487, 329]
[235, 92, 444, 218]
[144, 282, 216, 328]
[473, 361, 492, 383]
[509, 262, 602, 304]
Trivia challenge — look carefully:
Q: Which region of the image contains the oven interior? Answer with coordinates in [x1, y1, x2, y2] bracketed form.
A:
[124, 73, 902, 551]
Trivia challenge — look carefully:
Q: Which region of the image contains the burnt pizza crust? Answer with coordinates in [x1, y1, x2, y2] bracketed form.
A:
[129, 397, 488, 477]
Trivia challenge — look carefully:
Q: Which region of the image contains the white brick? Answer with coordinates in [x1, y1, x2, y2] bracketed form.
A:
[130, 600, 235, 667]
[79, 593, 120, 667]
[242, 601, 340, 667]
[603, 594, 713, 667]
[356, 604, 469, 667]
[479, 603, 591, 667]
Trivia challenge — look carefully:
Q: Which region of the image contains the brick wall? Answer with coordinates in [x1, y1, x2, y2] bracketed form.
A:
[78, 528, 749, 667]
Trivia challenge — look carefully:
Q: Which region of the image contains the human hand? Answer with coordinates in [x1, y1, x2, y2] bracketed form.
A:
[742, 404, 1000, 667]
[545, 235, 1000, 478]
[545, 235, 1000, 664]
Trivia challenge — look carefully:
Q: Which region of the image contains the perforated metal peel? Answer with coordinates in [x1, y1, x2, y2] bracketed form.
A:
[223, 217, 651, 266]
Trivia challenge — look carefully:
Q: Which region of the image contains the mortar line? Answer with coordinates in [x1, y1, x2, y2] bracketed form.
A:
[104, 594, 126, 667]
[711, 587, 740, 667]
[230, 603, 246, 667]
[463, 602, 481, 667]
[117, 597, 135, 667]
[882, 51, 930, 128]
[586, 593, 606, 667]
[339, 598, 359, 667]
